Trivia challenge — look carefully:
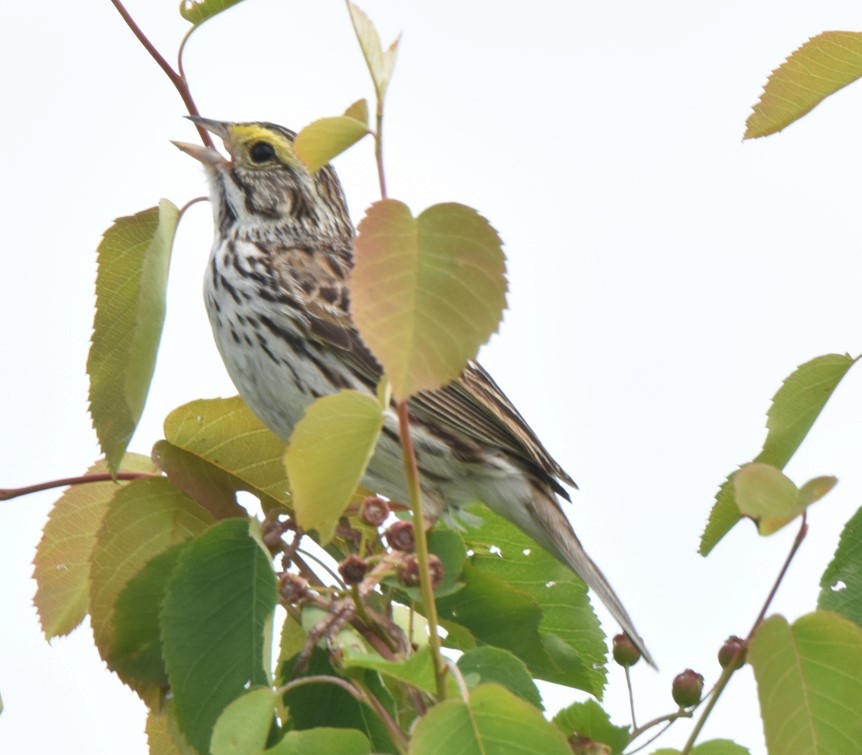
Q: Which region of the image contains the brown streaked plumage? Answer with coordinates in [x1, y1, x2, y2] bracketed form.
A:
[175, 116, 654, 667]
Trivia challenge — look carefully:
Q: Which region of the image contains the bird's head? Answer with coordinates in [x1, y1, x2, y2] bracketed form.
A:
[174, 117, 352, 238]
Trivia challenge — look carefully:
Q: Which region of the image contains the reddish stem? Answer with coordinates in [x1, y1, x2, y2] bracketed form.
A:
[109, 0, 213, 148]
[1, 472, 157, 501]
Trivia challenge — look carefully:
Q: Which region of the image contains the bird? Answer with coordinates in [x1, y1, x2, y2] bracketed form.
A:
[174, 116, 654, 667]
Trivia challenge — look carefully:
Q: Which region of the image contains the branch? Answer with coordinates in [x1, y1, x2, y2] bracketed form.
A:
[109, 0, 213, 147]
[1, 472, 157, 501]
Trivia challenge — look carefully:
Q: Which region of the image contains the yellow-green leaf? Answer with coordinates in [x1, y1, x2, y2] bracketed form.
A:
[734, 463, 800, 535]
[179, 0, 245, 25]
[410, 683, 571, 755]
[88, 201, 179, 473]
[265, 729, 371, 755]
[344, 98, 369, 126]
[700, 354, 855, 554]
[162, 396, 291, 507]
[32, 454, 155, 639]
[211, 687, 277, 755]
[750, 612, 862, 754]
[347, 2, 399, 101]
[152, 439, 249, 520]
[352, 200, 507, 399]
[746, 32, 862, 138]
[89, 477, 213, 701]
[146, 699, 194, 755]
[294, 116, 370, 174]
[285, 391, 383, 543]
[735, 464, 836, 535]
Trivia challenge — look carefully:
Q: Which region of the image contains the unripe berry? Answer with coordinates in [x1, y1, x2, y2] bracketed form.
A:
[385, 520, 415, 552]
[718, 635, 747, 669]
[612, 633, 641, 667]
[398, 553, 445, 589]
[672, 669, 704, 708]
[569, 736, 611, 755]
[360, 495, 390, 527]
[338, 555, 369, 585]
[277, 573, 308, 604]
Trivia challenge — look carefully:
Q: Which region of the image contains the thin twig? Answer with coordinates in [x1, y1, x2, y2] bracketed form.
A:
[277, 673, 364, 700]
[625, 665, 637, 728]
[679, 514, 809, 754]
[109, 0, 212, 147]
[625, 716, 686, 754]
[1, 472, 157, 501]
[352, 678, 410, 754]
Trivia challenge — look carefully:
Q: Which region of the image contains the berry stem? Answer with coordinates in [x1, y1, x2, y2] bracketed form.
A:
[396, 400, 448, 700]
[679, 513, 808, 754]
[626, 711, 691, 753]
[0, 472, 156, 501]
[624, 665, 637, 728]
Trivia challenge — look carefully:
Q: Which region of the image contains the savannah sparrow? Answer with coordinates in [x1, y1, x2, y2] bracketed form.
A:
[175, 117, 654, 666]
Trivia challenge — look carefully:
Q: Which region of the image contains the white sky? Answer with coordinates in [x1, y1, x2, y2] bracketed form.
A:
[3, 1, 862, 753]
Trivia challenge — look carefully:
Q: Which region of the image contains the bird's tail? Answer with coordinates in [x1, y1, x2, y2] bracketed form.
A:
[495, 489, 656, 668]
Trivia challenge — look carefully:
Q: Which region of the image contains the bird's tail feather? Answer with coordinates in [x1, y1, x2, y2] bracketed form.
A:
[494, 489, 656, 668]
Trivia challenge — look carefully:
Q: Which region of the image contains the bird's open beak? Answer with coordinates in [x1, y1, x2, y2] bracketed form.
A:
[172, 140, 226, 166]
[172, 116, 232, 166]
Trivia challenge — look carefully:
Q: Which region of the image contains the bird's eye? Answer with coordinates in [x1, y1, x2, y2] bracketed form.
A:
[249, 141, 276, 164]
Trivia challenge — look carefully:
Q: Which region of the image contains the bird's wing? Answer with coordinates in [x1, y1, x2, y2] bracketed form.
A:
[276, 243, 575, 493]
[308, 313, 576, 495]
[411, 361, 577, 493]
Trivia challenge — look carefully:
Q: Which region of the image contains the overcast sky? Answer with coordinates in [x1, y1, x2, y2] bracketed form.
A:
[3, 1, 862, 753]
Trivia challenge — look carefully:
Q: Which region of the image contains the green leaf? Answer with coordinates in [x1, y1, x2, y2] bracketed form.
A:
[749, 611, 862, 754]
[180, 0, 245, 25]
[552, 699, 629, 754]
[457, 647, 542, 709]
[341, 646, 446, 696]
[89, 477, 213, 702]
[109, 544, 188, 690]
[410, 683, 571, 755]
[758, 354, 856, 468]
[32, 454, 155, 638]
[344, 98, 369, 126]
[161, 519, 277, 754]
[701, 354, 855, 554]
[265, 728, 371, 755]
[278, 648, 394, 752]
[819, 506, 862, 626]
[161, 396, 291, 509]
[211, 687, 277, 755]
[88, 201, 179, 473]
[746, 32, 862, 138]
[437, 506, 606, 696]
[294, 116, 370, 174]
[352, 200, 507, 399]
[346, 2, 399, 101]
[285, 390, 384, 543]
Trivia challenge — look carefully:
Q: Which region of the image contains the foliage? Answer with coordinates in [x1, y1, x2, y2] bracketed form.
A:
[6, 2, 862, 754]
